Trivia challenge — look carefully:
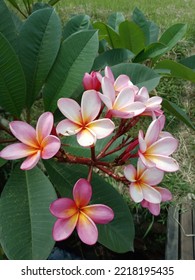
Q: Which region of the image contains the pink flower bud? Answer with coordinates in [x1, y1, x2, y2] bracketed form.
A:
[82, 71, 101, 91]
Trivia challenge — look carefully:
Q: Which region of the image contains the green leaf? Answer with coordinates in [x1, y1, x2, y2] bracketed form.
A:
[155, 59, 195, 82]
[111, 63, 161, 91]
[0, 0, 18, 49]
[162, 99, 195, 130]
[0, 165, 57, 260]
[93, 22, 122, 48]
[43, 30, 99, 112]
[44, 161, 135, 253]
[107, 12, 125, 32]
[119, 20, 145, 55]
[0, 33, 26, 117]
[0, 145, 7, 167]
[134, 42, 168, 63]
[18, 8, 62, 108]
[93, 48, 134, 70]
[159, 23, 187, 52]
[179, 55, 195, 70]
[63, 14, 91, 40]
[132, 7, 159, 45]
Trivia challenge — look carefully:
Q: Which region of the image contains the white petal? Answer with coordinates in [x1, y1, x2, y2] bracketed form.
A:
[147, 137, 179, 156]
[129, 182, 143, 203]
[142, 183, 162, 203]
[57, 98, 82, 125]
[140, 167, 164, 185]
[87, 119, 115, 139]
[81, 90, 101, 123]
[124, 165, 137, 182]
[56, 119, 81, 136]
[77, 128, 96, 147]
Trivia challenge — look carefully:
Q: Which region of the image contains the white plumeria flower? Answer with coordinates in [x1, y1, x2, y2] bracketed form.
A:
[56, 90, 115, 147]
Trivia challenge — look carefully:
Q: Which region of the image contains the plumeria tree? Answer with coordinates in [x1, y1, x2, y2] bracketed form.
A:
[0, 0, 193, 260]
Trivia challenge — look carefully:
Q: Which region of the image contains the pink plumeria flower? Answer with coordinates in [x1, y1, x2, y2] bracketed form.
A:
[141, 187, 172, 216]
[124, 158, 164, 204]
[50, 178, 114, 245]
[56, 90, 115, 147]
[100, 66, 139, 95]
[0, 112, 61, 170]
[82, 71, 102, 91]
[99, 77, 145, 119]
[138, 115, 179, 172]
[135, 87, 163, 117]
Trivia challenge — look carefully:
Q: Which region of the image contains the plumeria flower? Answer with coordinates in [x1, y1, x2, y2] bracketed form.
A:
[56, 90, 115, 147]
[99, 77, 146, 119]
[50, 178, 114, 245]
[0, 112, 61, 170]
[138, 116, 179, 172]
[135, 87, 163, 117]
[82, 71, 102, 91]
[100, 66, 138, 95]
[124, 158, 164, 204]
[141, 187, 172, 216]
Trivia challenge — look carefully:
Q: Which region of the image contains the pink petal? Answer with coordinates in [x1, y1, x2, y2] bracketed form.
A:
[129, 182, 143, 202]
[76, 212, 98, 245]
[56, 119, 82, 136]
[82, 204, 114, 224]
[101, 77, 115, 103]
[141, 183, 162, 203]
[155, 187, 172, 202]
[146, 154, 179, 172]
[158, 114, 166, 131]
[41, 135, 61, 159]
[137, 158, 147, 176]
[124, 164, 137, 182]
[81, 90, 101, 123]
[141, 200, 160, 216]
[104, 66, 115, 83]
[111, 109, 134, 119]
[147, 137, 179, 156]
[114, 75, 134, 92]
[113, 87, 135, 110]
[52, 214, 78, 241]
[138, 151, 156, 168]
[138, 130, 147, 153]
[57, 98, 82, 125]
[10, 121, 38, 148]
[73, 178, 92, 207]
[50, 198, 77, 219]
[144, 119, 160, 147]
[36, 112, 54, 144]
[77, 128, 96, 147]
[20, 151, 41, 170]
[0, 143, 36, 160]
[140, 167, 164, 185]
[98, 92, 113, 109]
[145, 96, 162, 108]
[137, 87, 149, 99]
[87, 119, 115, 139]
[120, 101, 145, 116]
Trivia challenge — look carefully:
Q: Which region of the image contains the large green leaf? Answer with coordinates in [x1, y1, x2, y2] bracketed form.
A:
[133, 42, 168, 63]
[119, 20, 145, 55]
[93, 48, 134, 70]
[155, 59, 195, 82]
[132, 7, 159, 45]
[159, 23, 187, 52]
[63, 14, 91, 39]
[0, 165, 57, 260]
[18, 7, 62, 108]
[43, 30, 99, 112]
[0, 33, 26, 117]
[107, 12, 125, 32]
[44, 160, 134, 253]
[111, 63, 161, 91]
[179, 55, 195, 70]
[0, 0, 18, 48]
[163, 99, 195, 130]
[93, 22, 122, 48]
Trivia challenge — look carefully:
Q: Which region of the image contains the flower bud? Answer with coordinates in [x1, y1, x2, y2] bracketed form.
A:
[82, 71, 101, 91]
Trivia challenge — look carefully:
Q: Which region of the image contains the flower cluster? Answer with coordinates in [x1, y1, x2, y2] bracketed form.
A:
[0, 66, 179, 244]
